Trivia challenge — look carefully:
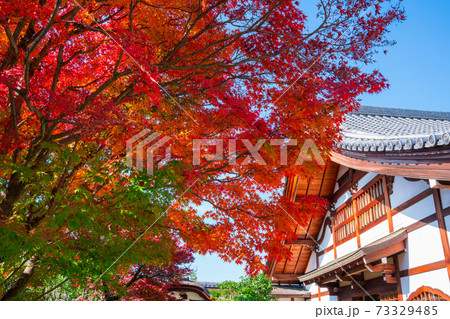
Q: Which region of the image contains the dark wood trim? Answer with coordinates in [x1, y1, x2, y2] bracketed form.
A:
[352, 198, 361, 248]
[286, 239, 316, 246]
[271, 274, 300, 281]
[364, 240, 406, 264]
[332, 217, 337, 259]
[398, 260, 447, 277]
[393, 255, 403, 300]
[330, 150, 450, 180]
[338, 277, 398, 300]
[432, 189, 450, 280]
[332, 169, 367, 203]
[316, 250, 319, 271]
[382, 175, 394, 233]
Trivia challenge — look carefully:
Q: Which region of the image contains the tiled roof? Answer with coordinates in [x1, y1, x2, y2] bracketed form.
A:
[196, 281, 219, 289]
[269, 286, 310, 298]
[336, 106, 450, 152]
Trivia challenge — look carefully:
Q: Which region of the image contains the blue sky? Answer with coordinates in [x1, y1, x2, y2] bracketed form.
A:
[192, 0, 450, 282]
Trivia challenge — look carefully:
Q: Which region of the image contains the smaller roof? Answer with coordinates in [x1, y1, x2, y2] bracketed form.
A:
[298, 228, 407, 283]
[169, 281, 212, 301]
[270, 286, 311, 299]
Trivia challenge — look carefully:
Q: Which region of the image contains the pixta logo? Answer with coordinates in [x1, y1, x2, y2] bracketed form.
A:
[127, 130, 325, 175]
[126, 130, 171, 175]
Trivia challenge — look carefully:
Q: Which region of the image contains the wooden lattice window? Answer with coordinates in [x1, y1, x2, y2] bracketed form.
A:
[335, 204, 356, 242]
[407, 286, 450, 301]
[334, 175, 388, 243]
[356, 178, 386, 231]
[337, 169, 354, 188]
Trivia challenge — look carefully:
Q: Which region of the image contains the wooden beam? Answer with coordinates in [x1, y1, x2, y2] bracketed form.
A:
[384, 270, 399, 284]
[352, 196, 361, 248]
[271, 274, 300, 281]
[432, 189, 450, 280]
[393, 254, 403, 300]
[330, 151, 450, 180]
[310, 290, 329, 300]
[366, 263, 396, 273]
[398, 260, 447, 277]
[332, 216, 337, 259]
[338, 277, 398, 300]
[285, 239, 316, 246]
[341, 274, 364, 282]
[391, 188, 433, 217]
[382, 175, 394, 233]
[363, 240, 406, 264]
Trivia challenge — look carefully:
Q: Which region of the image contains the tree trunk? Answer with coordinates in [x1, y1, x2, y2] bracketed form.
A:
[1, 255, 38, 300]
[0, 172, 24, 221]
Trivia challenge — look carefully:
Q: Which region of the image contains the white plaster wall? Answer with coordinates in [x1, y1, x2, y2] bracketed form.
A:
[306, 283, 319, 295]
[359, 219, 390, 247]
[390, 177, 429, 208]
[400, 221, 445, 270]
[446, 215, 450, 244]
[319, 226, 333, 252]
[335, 237, 358, 258]
[305, 251, 317, 272]
[334, 190, 351, 210]
[441, 189, 450, 209]
[316, 211, 333, 252]
[401, 268, 450, 299]
[319, 250, 335, 268]
[392, 195, 435, 230]
[397, 251, 408, 272]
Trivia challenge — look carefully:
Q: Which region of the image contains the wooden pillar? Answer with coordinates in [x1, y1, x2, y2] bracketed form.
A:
[382, 175, 394, 233]
[316, 250, 320, 270]
[432, 189, 450, 280]
[352, 199, 361, 248]
[393, 254, 403, 300]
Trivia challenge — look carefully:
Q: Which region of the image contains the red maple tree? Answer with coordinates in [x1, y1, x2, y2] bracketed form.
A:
[0, 0, 404, 300]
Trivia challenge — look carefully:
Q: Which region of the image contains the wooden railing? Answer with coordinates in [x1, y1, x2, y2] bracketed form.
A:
[333, 175, 390, 244]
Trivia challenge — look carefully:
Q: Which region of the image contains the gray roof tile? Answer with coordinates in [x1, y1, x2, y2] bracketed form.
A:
[338, 106, 450, 152]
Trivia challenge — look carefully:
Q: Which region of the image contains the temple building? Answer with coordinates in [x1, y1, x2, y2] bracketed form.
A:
[267, 106, 450, 301]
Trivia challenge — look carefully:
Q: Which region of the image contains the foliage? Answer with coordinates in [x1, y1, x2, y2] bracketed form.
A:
[0, 0, 404, 300]
[22, 241, 194, 301]
[119, 243, 195, 301]
[211, 274, 275, 301]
